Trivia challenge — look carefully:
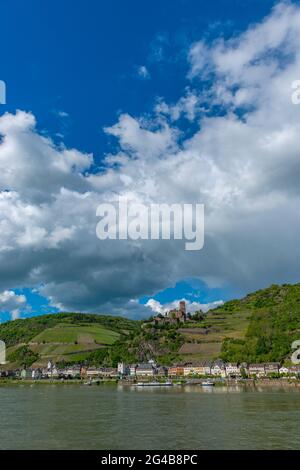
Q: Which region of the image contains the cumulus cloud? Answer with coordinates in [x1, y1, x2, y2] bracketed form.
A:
[1, 2, 300, 317]
[0, 290, 27, 320]
[155, 90, 200, 122]
[104, 113, 178, 159]
[0, 111, 92, 204]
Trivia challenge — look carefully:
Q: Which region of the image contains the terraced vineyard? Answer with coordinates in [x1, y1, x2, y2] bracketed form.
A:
[177, 283, 300, 364]
[32, 323, 119, 345]
[0, 313, 139, 368]
[2, 283, 300, 368]
[178, 308, 250, 362]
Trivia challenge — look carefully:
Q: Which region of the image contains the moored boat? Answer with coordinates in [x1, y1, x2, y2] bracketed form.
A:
[136, 381, 173, 387]
[201, 381, 215, 386]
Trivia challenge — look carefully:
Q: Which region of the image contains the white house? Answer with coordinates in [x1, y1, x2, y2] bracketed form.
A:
[50, 366, 59, 378]
[225, 363, 241, 377]
[63, 366, 81, 378]
[86, 368, 101, 378]
[279, 366, 289, 375]
[198, 362, 212, 376]
[129, 364, 137, 376]
[248, 364, 265, 377]
[32, 369, 43, 380]
[288, 366, 300, 376]
[42, 361, 59, 378]
[99, 368, 118, 377]
[117, 362, 129, 375]
[211, 361, 226, 377]
[183, 364, 195, 376]
[136, 363, 155, 377]
[264, 363, 280, 375]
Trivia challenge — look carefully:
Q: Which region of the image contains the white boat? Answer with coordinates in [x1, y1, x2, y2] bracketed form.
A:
[136, 381, 173, 387]
[201, 381, 215, 386]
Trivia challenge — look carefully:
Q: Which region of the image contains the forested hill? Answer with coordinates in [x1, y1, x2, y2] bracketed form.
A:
[1, 283, 300, 368]
[0, 313, 140, 368]
[219, 283, 300, 363]
[87, 283, 300, 366]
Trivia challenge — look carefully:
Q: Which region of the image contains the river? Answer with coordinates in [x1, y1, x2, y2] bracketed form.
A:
[0, 384, 299, 449]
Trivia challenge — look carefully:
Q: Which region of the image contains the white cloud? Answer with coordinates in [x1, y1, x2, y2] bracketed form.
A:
[0, 111, 92, 203]
[0, 290, 27, 320]
[145, 299, 167, 315]
[1, 3, 300, 317]
[137, 65, 150, 79]
[155, 90, 200, 122]
[56, 110, 69, 118]
[104, 113, 177, 159]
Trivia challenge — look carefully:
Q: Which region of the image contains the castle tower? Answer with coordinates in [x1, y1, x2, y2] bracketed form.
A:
[179, 301, 186, 315]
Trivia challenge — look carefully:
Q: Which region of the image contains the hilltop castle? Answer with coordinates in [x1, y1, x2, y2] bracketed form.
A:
[153, 300, 188, 325]
[166, 300, 187, 323]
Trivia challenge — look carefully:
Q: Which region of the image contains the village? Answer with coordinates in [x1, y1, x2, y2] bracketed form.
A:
[1, 358, 300, 382]
[0, 302, 300, 382]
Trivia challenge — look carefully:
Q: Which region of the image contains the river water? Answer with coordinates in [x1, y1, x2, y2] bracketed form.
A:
[0, 384, 299, 449]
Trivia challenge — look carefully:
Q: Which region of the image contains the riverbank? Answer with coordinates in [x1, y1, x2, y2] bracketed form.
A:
[1, 377, 300, 388]
[0, 379, 118, 386]
[236, 378, 300, 388]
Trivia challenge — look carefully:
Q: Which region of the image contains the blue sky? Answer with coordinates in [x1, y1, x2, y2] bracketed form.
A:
[1, 0, 300, 320]
[1, 0, 277, 157]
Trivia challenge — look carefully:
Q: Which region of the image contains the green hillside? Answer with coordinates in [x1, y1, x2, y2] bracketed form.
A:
[99, 282, 300, 366]
[0, 313, 139, 368]
[1, 283, 300, 369]
[177, 307, 250, 362]
[32, 323, 119, 345]
[176, 283, 300, 364]
[87, 322, 185, 367]
[219, 283, 300, 363]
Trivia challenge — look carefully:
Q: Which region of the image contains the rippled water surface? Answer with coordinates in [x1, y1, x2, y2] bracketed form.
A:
[0, 384, 300, 449]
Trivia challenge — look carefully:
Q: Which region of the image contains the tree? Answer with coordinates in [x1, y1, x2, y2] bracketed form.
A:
[193, 310, 204, 321]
